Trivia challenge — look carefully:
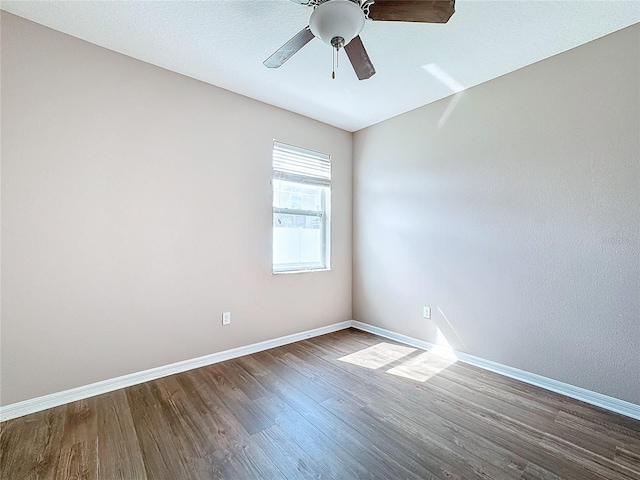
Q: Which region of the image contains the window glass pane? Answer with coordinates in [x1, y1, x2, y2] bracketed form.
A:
[273, 212, 324, 268]
[273, 180, 323, 211]
[274, 213, 321, 229]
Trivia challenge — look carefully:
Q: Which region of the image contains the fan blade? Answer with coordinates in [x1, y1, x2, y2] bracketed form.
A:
[344, 36, 376, 80]
[289, 0, 310, 4]
[264, 26, 315, 68]
[368, 0, 455, 23]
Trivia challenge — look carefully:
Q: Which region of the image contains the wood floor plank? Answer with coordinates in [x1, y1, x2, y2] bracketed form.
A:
[252, 424, 336, 480]
[251, 349, 333, 404]
[198, 362, 275, 435]
[152, 375, 218, 461]
[95, 390, 147, 480]
[125, 381, 194, 479]
[321, 395, 483, 480]
[178, 369, 287, 480]
[223, 358, 271, 401]
[176, 369, 248, 451]
[224, 442, 286, 480]
[555, 410, 640, 448]
[266, 346, 368, 408]
[54, 399, 99, 480]
[254, 393, 377, 480]
[216, 356, 371, 479]
[2, 329, 639, 480]
[0, 405, 67, 480]
[520, 462, 566, 480]
[614, 446, 640, 475]
[192, 450, 239, 480]
[54, 440, 97, 480]
[537, 433, 639, 480]
[362, 397, 527, 479]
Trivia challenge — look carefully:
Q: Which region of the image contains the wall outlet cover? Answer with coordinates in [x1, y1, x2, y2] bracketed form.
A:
[222, 312, 231, 325]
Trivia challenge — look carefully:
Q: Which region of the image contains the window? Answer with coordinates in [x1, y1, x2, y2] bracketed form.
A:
[272, 141, 331, 273]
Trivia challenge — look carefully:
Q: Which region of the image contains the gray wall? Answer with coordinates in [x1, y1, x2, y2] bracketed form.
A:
[1, 12, 352, 406]
[353, 25, 640, 404]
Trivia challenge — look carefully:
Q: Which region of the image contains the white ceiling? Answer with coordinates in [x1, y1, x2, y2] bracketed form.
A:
[2, 1, 639, 132]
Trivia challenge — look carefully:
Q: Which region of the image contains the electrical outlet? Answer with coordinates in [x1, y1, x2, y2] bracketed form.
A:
[222, 312, 231, 325]
[423, 306, 431, 319]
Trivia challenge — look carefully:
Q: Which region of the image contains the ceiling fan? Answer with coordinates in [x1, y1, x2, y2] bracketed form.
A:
[264, 0, 455, 80]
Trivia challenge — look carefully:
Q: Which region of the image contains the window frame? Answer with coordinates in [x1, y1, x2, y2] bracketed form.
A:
[271, 141, 331, 274]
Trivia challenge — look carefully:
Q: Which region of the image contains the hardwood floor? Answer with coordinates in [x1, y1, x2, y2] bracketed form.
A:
[1, 328, 639, 479]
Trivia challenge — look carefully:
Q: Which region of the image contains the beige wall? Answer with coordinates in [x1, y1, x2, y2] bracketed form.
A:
[1, 12, 352, 406]
[353, 25, 640, 404]
[2, 11, 638, 409]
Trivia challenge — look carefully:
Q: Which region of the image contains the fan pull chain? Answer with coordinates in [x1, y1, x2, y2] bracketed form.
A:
[330, 36, 344, 80]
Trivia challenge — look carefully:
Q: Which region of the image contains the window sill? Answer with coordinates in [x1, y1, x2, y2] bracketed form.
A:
[272, 268, 331, 275]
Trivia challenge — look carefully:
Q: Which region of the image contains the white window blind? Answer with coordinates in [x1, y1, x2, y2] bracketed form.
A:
[273, 141, 331, 186]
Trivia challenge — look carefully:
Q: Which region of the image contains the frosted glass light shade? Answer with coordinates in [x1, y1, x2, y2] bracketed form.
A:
[309, 0, 365, 46]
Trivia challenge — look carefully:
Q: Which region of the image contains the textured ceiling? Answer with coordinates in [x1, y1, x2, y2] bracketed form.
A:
[2, 1, 639, 132]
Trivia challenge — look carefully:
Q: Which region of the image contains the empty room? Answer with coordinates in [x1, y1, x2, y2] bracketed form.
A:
[1, 1, 639, 479]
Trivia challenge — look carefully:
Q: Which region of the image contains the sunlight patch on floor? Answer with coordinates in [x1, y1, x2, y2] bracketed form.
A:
[387, 346, 457, 382]
[338, 343, 416, 370]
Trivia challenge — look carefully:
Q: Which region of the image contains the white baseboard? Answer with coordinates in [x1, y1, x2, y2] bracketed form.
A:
[351, 321, 438, 351]
[0, 320, 352, 422]
[351, 321, 640, 421]
[3, 320, 638, 423]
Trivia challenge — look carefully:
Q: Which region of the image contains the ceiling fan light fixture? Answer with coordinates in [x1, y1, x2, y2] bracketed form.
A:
[309, 0, 365, 48]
